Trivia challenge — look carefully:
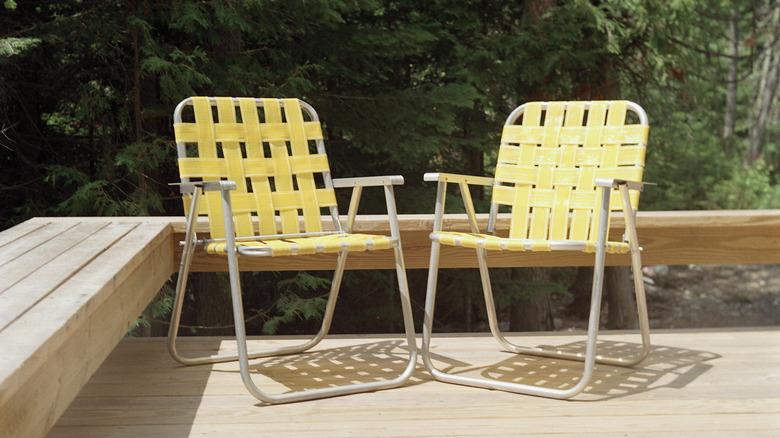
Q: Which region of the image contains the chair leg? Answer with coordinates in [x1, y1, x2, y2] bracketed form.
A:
[166, 180, 351, 366]
[483, 196, 651, 368]
[622, 184, 652, 364]
[422, 239, 600, 399]
[422, 191, 650, 399]
[481, 267, 650, 367]
[421, 241, 443, 376]
[169, 186, 416, 403]
[232, 245, 417, 404]
[166, 252, 343, 367]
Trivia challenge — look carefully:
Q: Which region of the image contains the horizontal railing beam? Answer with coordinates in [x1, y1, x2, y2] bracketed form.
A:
[168, 210, 780, 271]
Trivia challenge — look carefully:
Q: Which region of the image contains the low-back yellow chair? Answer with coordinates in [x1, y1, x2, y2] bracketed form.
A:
[421, 100, 651, 399]
[168, 97, 417, 404]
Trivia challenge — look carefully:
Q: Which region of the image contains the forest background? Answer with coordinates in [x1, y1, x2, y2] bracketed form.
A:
[2, 0, 779, 336]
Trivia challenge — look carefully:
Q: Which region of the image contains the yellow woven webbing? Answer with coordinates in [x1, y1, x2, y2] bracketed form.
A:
[173, 97, 338, 240]
[489, 100, 648, 251]
[432, 231, 630, 254]
[205, 233, 395, 257]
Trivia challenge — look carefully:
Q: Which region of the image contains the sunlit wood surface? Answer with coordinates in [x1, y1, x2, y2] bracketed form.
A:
[0, 218, 173, 438]
[49, 328, 780, 437]
[173, 210, 780, 271]
[4, 213, 779, 436]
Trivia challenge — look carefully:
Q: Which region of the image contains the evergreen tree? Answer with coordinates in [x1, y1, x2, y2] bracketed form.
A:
[3, 0, 774, 334]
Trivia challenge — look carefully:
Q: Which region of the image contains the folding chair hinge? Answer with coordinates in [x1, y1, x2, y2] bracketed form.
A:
[170, 180, 237, 194]
[594, 177, 655, 191]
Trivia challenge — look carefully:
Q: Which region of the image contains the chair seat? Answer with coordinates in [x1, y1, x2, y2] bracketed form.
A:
[206, 233, 398, 256]
[430, 231, 630, 254]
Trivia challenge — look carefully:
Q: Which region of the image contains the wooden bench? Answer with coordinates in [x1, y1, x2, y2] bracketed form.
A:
[0, 218, 174, 438]
[1, 210, 779, 437]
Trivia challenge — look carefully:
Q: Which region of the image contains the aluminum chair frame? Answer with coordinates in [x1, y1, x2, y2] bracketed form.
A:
[167, 97, 417, 404]
[421, 100, 651, 399]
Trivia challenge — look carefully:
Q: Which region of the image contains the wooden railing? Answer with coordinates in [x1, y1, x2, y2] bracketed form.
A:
[173, 210, 780, 272]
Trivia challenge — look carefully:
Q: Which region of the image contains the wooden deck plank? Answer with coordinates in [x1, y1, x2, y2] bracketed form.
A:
[0, 218, 49, 248]
[48, 328, 780, 437]
[0, 221, 106, 294]
[0, 221, 174, 438]
[0, 220, 79, 268]
[0, 222, 138, 330]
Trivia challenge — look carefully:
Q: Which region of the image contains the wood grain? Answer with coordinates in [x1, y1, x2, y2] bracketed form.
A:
[2, 209, 779, 437]
[170, 210, 780, 271]
[0, 220, 174, 438]
[49, 329, 780, 437]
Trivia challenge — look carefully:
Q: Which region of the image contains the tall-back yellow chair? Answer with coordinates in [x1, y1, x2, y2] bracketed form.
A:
[168, 97, 417, 404]
[422, 100, 651, 399]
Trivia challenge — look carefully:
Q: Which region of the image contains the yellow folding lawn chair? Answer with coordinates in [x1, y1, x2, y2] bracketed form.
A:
[167, 97, 417, 404]
[421, 100, 651, 399]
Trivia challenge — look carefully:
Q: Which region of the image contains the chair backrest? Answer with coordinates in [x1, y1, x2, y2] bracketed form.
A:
[173, 97, 340, 239]
[490, 101, 649, 242]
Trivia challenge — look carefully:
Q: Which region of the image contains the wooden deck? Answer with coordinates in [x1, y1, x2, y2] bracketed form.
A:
[2, 212, 779, 437]
[49, 328, 780, 437]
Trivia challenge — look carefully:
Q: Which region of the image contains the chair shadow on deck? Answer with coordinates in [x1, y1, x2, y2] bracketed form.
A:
[208, 339, 422, 404]
[426, 338, 721, 401]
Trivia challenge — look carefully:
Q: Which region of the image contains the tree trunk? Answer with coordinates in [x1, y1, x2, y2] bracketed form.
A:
[465, 290, 473, 332]
[723, 3, 738, 140]
[184, 273, 234, 336]
[500, 0, 559, 334]
[748, 6, 780, 163]
[567, 266, 637, 330]
[605, 266, 638, 329]
[567, 266, 593, 319]
[524, 0, 556, 19]
[510, 267, 554, 332]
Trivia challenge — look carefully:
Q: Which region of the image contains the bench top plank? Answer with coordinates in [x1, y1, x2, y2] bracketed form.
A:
[0, 221, 139, 331]
[0, 221, 112, 293]
[0, 218, 49, 248]
[0, 220, 80, 268]
[0, 220, 170, 393]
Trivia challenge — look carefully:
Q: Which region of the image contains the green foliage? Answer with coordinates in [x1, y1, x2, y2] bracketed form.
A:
[625, 0, 780, 211]
[490, 268, 570, 309]
[127, 282, 175, 336]
[4, 0, 778, 334]
[141, 47, 212, 102]
[0, 37, 39, 57]
[710, 159, 780, 209]
[640, 110, 733, 210]
[260, 272, 330, 335]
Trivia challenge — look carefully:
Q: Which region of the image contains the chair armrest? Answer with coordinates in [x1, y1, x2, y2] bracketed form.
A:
[332, 175, 404, 188]
[594, 178, 654, 191]
[423, 173, 493, 234]
[170, 180, 237, 194]
[595, 178, 655, 247]
[423, 172, 494, 186]
[331, 176, 404, 234]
